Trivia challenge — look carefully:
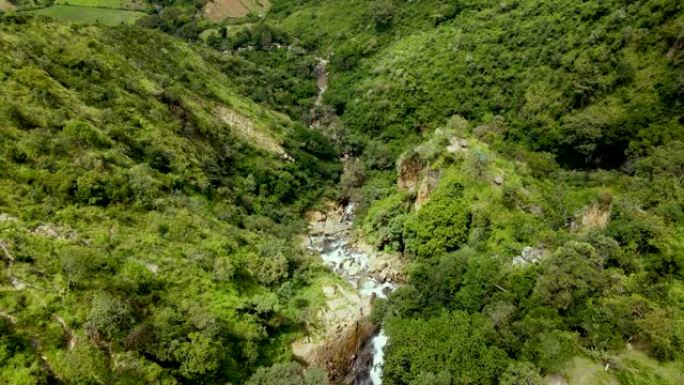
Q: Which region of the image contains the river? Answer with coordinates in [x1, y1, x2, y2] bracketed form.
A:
[306, 203, 397, 385]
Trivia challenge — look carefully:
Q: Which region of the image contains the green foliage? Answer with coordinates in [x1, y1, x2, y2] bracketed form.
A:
[0, 15, 339, 384]
[25, 5, 146, 25]
[277, 0, 684, 169]
[245, 362, 328, 385]
[384, 311, 509, 385]
[533, 242, 607, 310]
[369, 0, 395, 29]
[402, 191, 470, 258]
[499, 362, 543, 385]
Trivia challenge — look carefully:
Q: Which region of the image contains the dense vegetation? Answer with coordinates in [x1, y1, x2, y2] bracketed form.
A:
[267, 0, 684, 384]
[0, 15, 339, 384]
[1, 0, 684, 384]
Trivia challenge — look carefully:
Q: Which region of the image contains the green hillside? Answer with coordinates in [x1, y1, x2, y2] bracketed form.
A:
[1, 0, 684, 384]
[25, 5, 145, 25]
[265, 0, 684, 384]
[0, 16, 338, 384]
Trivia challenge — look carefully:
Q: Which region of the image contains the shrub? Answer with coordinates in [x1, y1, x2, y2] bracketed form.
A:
[403, 196, 470, 258]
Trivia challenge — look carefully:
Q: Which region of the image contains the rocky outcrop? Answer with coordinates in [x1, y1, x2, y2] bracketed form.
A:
[292, 284, 375, 382]
[397, 151, 428, 192]
[446, 137, 469, 153]
[307, 202, 353, 237]
[414, 169, 442, 210]
[512, 246, 546, 266]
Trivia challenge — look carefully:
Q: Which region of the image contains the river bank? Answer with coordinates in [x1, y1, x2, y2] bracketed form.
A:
[292, 202, 403, 384]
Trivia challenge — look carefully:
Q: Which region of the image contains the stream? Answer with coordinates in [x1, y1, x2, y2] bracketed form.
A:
[307, 203, 397, 385]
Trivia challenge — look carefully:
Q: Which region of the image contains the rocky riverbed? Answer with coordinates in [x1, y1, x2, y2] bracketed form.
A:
[293, 202, 402, 384]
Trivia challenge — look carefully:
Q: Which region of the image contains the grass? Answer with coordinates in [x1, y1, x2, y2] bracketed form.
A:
[25, 5, 145, 25]
[204, 0, 271, 21]
[55, 0, 124, 8]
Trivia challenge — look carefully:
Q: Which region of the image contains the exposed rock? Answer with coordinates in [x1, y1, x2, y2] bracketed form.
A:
[546, 374, 569, 385]
[414, 169, 442, 210]
[307, 211, 327, 223]
[368, 261, 388, 275]
[323, 285, 336, 297]
[216, 106, 292, 161]
[347, 262, 362, 277]
[493, 175, 504, 185]
[292, 282, 372, 378]
[397, 151, 427, 192]
[512, 246, 545, 266]
[0, 311, 17, 325]
[143, 262, 159, 275]
[53, 314, 76, 350]
[527, 205, 544, 215]
[447, 137, 469, 153]
[0, 213, 17, 222]
[11, 277, 26, 290]
[30, 224, 77, 241]
[302, 201, 405, 383]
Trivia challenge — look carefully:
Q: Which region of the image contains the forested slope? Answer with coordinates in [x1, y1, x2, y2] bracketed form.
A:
[266, 0, 684, 384]
[0, 15, 339, 384]
[1, 0, 684, 384]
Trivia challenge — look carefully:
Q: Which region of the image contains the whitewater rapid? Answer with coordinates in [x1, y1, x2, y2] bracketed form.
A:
[307, 203, 396, 385]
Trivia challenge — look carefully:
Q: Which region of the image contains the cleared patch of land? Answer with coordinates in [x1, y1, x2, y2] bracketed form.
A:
[25, 5, 145, 25]
[203, 0, 270, 21]
[0, 0, 15, 11]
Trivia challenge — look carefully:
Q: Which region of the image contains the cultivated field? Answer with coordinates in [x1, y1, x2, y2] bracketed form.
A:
[27, 5, 145, 25]
[203, 0, 270, 21]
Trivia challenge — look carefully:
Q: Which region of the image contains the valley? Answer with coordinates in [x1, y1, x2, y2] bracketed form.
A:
[0, 1, 683, 384]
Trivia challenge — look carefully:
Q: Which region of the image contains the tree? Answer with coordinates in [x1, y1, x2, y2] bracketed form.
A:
[370, 0, 395, 28]
[403, 195, 470, 258]
[174, 333, 223, 381]
[384, 311, 509, 385]
[86, 293, 133, 341]
[499, 362, 543, 385]
[246, 362, 328, 385]
[534, 242, 607, 310]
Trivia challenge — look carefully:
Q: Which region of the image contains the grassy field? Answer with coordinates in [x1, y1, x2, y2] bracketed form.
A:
[54, 0, 147, 10]
[203, 0, 271, 21]
[26, 5, 145, 25]
[55, 0, 123, 7]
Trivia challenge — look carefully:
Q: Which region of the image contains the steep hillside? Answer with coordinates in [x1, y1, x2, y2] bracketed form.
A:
[274, 0, 684, 169]
[0, 16, 339, 384]
[2, 0, 684, 384]
[261, 1, 684, 384]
